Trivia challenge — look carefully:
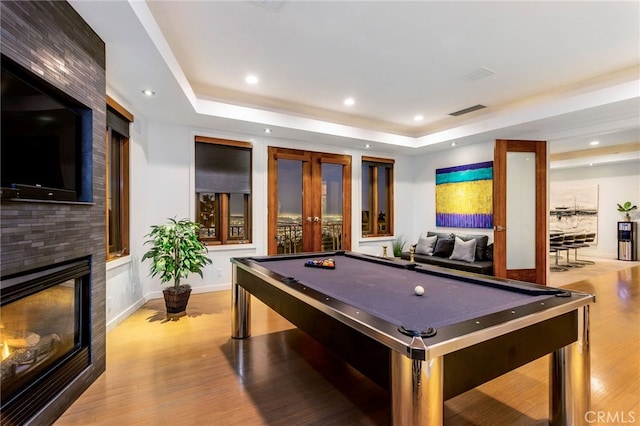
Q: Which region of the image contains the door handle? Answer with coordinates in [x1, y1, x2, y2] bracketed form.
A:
[314, 216, 320, 223]
[494, 225, 506, 232]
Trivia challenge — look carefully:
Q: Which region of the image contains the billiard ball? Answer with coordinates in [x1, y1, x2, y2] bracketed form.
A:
[414, 285, 424, 296]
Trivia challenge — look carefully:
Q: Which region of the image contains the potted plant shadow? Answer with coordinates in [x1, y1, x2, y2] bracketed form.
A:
[142, 217, 212, 318]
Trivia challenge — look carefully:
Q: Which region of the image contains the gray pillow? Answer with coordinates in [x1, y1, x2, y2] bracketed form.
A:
[415, 234, 438, 255]
[457, 234, 489, 261]
[449, 236, 477, 263]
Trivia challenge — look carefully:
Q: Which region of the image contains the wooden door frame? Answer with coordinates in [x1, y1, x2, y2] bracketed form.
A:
[493, 139, 548, 285]
[267, 147, 352, 255]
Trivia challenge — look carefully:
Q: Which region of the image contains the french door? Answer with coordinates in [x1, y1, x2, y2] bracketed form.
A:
[267, 147, 352, 255]
[493, 139, 548, 285]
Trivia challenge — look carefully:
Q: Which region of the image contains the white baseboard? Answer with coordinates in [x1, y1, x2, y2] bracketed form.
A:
[106, 298, 146, 333]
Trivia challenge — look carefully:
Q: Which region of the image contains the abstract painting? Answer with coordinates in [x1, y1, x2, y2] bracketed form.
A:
[436, 161, 493, 228]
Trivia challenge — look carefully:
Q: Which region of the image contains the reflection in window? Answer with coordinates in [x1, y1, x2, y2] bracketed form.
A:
[195, 137, 252, 245]
[362, 157, 394, 237]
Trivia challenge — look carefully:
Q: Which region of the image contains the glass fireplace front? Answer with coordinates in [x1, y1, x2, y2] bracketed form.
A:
[0, 258, 90, 424]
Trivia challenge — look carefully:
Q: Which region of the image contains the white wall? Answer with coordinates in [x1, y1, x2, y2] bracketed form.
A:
[550, 161, 640, 258]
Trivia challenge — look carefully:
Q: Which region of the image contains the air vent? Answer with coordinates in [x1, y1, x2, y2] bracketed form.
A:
[462, 67, 495, 81]
[248, 0, 286, 11]
[449, 104, 487, 117]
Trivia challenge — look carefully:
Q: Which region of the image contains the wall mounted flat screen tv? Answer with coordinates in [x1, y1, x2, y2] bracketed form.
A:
[1, 56, 92, 202]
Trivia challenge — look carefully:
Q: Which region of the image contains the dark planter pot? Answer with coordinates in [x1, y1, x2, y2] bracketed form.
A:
[163, 285, 192, 316]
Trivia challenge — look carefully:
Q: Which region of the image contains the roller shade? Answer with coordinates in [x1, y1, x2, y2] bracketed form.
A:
[195, 142, 251, 194]
[107, 108, 130, 137]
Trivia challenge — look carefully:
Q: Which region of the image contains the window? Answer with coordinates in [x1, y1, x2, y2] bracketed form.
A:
[362, 156, 394, 237]
[195, 136, 252, 245]
[106, 97, 131, 260]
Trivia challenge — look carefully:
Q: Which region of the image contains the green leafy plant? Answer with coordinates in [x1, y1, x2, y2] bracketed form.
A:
[616, 201, 638, 213]
[392, 234, 407, 257]
[142, 217, 212, 292]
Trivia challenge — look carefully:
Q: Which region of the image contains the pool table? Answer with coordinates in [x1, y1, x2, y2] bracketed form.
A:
[231, 251, 594, 425]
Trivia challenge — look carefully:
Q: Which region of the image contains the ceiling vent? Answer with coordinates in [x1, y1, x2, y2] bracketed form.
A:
[462, 67, 496, 81]
[248, 0, 286, 11]
[449, 104, 487, 117]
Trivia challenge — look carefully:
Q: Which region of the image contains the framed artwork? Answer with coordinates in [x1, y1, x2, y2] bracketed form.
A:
[550, 183, 598, 242]
[436, 161, 493, 228]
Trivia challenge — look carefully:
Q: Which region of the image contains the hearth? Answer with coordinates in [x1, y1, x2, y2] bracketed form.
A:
[0, 258, 91, 425]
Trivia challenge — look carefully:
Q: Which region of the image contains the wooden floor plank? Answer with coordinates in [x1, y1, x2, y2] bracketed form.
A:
[56, 258, 639, 425]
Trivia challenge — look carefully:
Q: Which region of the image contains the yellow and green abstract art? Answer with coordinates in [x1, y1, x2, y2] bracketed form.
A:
[435, 161, 493, 228]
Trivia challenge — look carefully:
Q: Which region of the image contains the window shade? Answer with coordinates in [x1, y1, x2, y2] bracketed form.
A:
[107, 108, 130, 138]
[195, 142, 251, 194]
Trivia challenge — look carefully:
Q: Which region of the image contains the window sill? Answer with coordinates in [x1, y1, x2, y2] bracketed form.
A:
[358, 236, 396, 244]
[205, 244, 257, 254]
[106, 255, 131, 271]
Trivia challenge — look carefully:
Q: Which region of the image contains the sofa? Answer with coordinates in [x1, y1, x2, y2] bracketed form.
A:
[400, 231, 494, 275]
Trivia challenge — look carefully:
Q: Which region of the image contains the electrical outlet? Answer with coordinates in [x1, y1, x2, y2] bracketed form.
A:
[217, 268, 222, 277]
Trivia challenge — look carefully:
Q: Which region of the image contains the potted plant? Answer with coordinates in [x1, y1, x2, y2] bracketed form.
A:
[142, 217, 212, 316]
[392, 234, 407, 258]
[617, 201, 637, 222]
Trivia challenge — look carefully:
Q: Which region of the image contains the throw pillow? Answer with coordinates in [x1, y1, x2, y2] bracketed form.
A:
[485, 243, 494, 261]
[449, 236, 477, 263]
[415, 234, 438, 255]
[432, 238, 455, 258]
[457, 234, 489, 261]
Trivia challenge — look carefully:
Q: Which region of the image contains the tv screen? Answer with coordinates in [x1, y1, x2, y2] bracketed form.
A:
[1, 58, 90, 202]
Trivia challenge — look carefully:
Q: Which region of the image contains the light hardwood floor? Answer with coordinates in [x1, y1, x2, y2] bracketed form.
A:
[56, 257, 640, 425]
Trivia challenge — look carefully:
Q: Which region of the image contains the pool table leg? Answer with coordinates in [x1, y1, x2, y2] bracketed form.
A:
[549, 305, 591, 426]
[231, 266, 251, 339]
[391, 350, 443, 425]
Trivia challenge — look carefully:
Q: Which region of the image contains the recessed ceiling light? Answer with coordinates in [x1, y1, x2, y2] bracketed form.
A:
[589, 163, 594, 166]
[365, 144, 371, 148]
[141, 89, 155, 96]
[344, 97, 355, 106]
[450, 142, 457, 147]
[590, 141, 600, 146]
[413, 115, 424, 122]
[264, 128, 271, 133]
[245, 74, 259, 85]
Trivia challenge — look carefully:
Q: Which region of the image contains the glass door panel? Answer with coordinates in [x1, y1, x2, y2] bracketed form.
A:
[506, 152, 536, 269]
[276, 159, 303, 254]
[321, 163, 343, 251]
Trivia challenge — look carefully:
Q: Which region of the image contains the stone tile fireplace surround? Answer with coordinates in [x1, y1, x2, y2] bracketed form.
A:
[1, 1, 106, 424]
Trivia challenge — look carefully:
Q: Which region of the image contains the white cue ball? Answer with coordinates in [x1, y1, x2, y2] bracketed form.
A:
[414, 285, 425, 296]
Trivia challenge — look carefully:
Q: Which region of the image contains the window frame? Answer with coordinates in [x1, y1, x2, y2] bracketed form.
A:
[362, 156, 394, 237]
[195, 136, 253, 246]
[106, 96, 132, 261]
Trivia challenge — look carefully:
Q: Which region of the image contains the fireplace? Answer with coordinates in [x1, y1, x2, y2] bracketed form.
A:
[0, 258, 91, 425]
